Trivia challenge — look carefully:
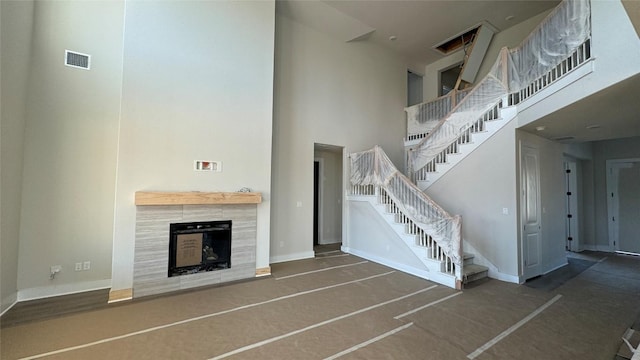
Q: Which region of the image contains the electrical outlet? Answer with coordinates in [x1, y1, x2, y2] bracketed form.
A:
[83, 261, 91, 270]
[75, 262, 82, 271]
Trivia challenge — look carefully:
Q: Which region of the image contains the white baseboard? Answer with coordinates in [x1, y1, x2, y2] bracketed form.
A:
[269, 251, 315, 264]
[582, 244, 612, 252]
[462, 240, 519, 284]
[17, 279, 112, 302]
[342, 247, 456, 288]
[1, 292, 18, 316]
[487, 270, 520, 284]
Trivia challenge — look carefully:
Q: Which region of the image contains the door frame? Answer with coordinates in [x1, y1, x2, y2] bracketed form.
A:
[606, 158, 640, 252]
[519, 142, 542, 280]
[314, 158, 324, 245]
[564, 159, 580, 252]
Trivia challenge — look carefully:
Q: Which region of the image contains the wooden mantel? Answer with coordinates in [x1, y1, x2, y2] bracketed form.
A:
[135, 191, 262, 206]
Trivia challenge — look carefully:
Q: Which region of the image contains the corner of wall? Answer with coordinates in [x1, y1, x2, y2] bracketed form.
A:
[1, 293, 19, 317]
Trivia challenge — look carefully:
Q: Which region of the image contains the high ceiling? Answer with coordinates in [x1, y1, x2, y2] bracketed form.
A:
[277, 0, 640, 144]
[278, 0, 559, 67]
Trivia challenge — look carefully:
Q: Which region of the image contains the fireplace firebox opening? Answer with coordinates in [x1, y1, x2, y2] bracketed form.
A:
[168, 220, 231, 277]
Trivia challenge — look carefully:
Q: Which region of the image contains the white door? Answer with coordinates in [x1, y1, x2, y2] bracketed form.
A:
[521, 144, 542, 280]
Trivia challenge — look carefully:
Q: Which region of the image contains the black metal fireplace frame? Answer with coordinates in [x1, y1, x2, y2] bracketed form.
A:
[168, 220, 232, 277]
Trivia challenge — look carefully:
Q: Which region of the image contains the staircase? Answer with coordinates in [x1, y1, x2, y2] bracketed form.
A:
[346, 0, 592, 290]
[349, 183, 489, 288]
[406, 100, 517, 190]
[462, 253, 489, 286]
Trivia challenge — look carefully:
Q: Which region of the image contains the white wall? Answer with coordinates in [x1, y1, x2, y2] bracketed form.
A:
[347, 201, 428, 272]
[314, 149, 343, 244]
[271, 13, 406, 263]
[426, 121, 519, 279]
[112, 0, 275, 291]
[16, 1, 124, 299]
[1, 0, 35, 312]
[592, 136, 640, 250]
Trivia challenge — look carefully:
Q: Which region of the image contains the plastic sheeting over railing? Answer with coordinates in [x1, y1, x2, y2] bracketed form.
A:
[409, 0, 591, 175]
[350, 146, 462, 266]
[406, 88, 472, 139]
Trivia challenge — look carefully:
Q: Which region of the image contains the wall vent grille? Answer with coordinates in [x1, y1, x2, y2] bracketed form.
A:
[65, 50, 91, 70]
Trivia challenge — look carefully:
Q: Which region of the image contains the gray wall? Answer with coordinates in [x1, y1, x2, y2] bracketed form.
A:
[16, 0, 124, 299]
[1, 0, 35, 312]
[271, 13, 406, 263]
[618, 165, 640, 253]
[592, 136, 640, 249]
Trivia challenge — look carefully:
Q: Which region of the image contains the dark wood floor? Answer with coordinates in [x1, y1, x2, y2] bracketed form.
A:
[1, 289, 110, 328]
[2, 251, 640, 360]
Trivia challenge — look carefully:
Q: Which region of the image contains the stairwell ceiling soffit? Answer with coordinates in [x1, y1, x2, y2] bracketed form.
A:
[521, 73, 640, 144]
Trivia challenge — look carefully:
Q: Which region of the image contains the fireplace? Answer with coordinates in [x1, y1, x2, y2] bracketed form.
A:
[133, 192, 260, 298]
[168, 220, 232, 277]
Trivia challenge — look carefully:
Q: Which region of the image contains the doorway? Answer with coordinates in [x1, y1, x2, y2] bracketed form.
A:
[439, 62, 463, 96]
[313, 160, 320, 246]
[564, 159, 580, 252]
[313, 143, 344, 255]
[407, 70, 423, 106]
[607, 159, 640, 254]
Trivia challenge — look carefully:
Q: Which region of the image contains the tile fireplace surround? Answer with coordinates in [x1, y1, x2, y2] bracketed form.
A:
[133, 192, 261, 298]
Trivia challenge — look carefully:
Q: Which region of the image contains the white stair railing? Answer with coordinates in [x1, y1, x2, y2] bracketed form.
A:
[378, 187, 457, 276]
[405, 88, 472, 142]
[408, 0, 591, 179]
[412, 100, 502, 182]
[508, 39, 592, 106]
[350, 146, 463, 280]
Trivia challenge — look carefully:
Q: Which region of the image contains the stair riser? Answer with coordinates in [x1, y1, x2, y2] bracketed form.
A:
[464, 270, 488, 284]
[366, 195, 457, 287]
[464, 258, 475, 266]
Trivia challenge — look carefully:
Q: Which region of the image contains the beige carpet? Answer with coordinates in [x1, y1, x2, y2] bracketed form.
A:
[2, 251, 639, 359]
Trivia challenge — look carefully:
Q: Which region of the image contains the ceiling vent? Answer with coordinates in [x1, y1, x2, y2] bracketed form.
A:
[65, 50, 91, 70]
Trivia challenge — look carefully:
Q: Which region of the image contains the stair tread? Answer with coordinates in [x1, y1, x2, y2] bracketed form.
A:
[463, 264, 488, 276]
[463, 252, 474, 260]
